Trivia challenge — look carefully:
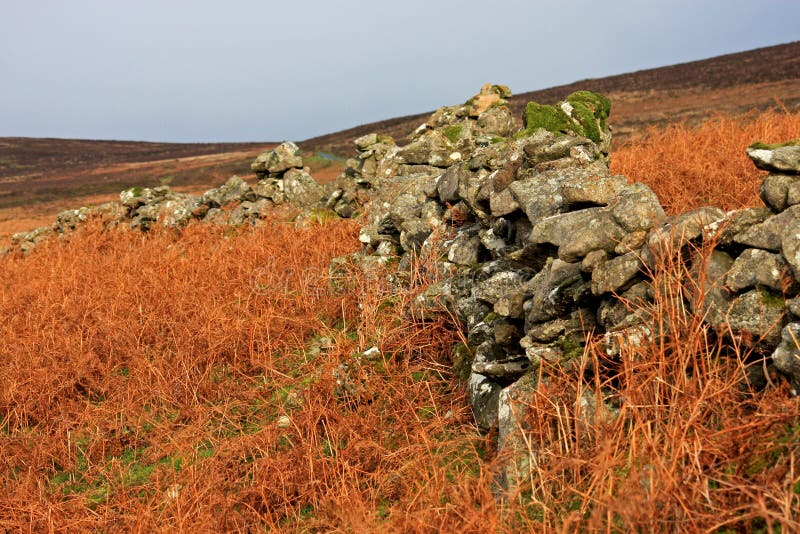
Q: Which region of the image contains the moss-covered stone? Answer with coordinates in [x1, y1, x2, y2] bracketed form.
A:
[519, 102, 573, 138]
[443, 124, 463, 143]
[565, 91, 612, 144]
[516, 91, 611, 144]
[452, 342, 475, 383]
[749, 139, 800, 150]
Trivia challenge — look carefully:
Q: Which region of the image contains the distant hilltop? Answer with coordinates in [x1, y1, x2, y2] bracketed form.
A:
[301, 41, 800, 156]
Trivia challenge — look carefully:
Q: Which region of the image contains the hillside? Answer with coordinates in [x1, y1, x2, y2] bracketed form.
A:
[2, 87, 800, 530]
[301, 40, 800, 155]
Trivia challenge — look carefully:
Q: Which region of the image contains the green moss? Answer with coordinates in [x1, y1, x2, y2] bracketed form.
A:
[516, 91, 611, 142]
[490, 136, 507, 144]
[520, 102, 573, 138]
[566, 91, 611, 121]
[758, 287, 785, 308]
[565, 91, 612, 144]
[556, 335, 585, 362]
[749, 139, 800, 150]
[452, 342, 475, 383]
[309, 207, 338, 223]
[443, 124, 463, 143]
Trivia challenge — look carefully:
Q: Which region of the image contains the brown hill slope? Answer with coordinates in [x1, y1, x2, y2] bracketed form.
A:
[301, 41, 800, 155]
[0, 138, 271, 206]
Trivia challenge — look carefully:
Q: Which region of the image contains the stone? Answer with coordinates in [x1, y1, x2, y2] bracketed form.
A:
[479, 228, 511, 257]
[388, 193, 423, 227]
[591, 252, 642, 295]
[707, 207, 772, 246]
[526, 308, 595, 343]
[493, 318, 523, 346]
[609, 183, 666, 233]
[529, 207, 628, 263]
[458, 297, 493, 331]
[160, 198, 195, 228]
[697, 250, 735, 327]
[603, 322, 654, 358]
[120, 185, 173, 210]
[54, 207, 90, 233]
[399, 218, 431, 253]
[253, 178, 285, 202]
[489, 188, 520, 217]
[722, 289, 787, 346]
[447, 232, 483, 266]
[421, 201, 444, 227]
[467, 322, 494, 348]
[770, 322, 800, 394]
[524, 262, 592, 332]
[508, 170, 564, 225]
[759, 173, 800, 212]
[203, 176, 255, 207]
[522, 130, 587, 165]
[467, 83, 511, 118]
[735, 204, 800, 251]
[781, 219, 800, 282]
[91, 202, 128, 227]
[457, 168, 491, 218]
[476, 106, 515, 137]
[468, 372, 502, 431]
[282, 168, 325, 208]
[471, 349, 530, 381]
[475, 271, 527, 305]
[496, 372, 539, 492]
[726, 248, 792, 292]
[251, 142, 303, 176]
[519, 337, 563, 368]
[747, 142, 800, 174]
[354, 133, 379, 150]
[397, 130, 455, 167]
[227, 199, 273, 226]
[561, 171, 628, 207]
[494, 282, 536, 319]
[788, 296, 800, 318]
[646, 207, 726, 260]
[597, 282, 652, 330]
[581, 249, 608, 273]
[437, 164, 464, 204]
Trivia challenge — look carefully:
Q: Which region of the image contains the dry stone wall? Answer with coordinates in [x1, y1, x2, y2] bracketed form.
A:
[329, 86, 800, 438]
[5, 87, 800, 472]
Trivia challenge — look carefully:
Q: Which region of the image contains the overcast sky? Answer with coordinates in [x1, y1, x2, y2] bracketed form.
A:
[1, 0, 798, 143]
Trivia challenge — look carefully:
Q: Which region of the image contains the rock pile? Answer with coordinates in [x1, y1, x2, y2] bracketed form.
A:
[3, 142, 326, 255]
[323, 133, 397, 218]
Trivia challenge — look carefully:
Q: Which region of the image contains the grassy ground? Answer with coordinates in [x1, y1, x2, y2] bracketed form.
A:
[1, 108, 799, 531]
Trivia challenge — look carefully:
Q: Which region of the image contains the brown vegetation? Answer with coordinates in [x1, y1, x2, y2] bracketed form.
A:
[612, 107, 800, 214]
[1, 107, 799, 530]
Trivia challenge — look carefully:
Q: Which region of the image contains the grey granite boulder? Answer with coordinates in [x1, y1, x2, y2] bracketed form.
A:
[282, 168, 324, 208]
[726, 248, 792, 292]
[747, 141, 800, 174]
[771, 322, 800, 394]
[760, 173, 800, 212]
[203, 176, 255, 207]
[251, 142, 303, 177]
